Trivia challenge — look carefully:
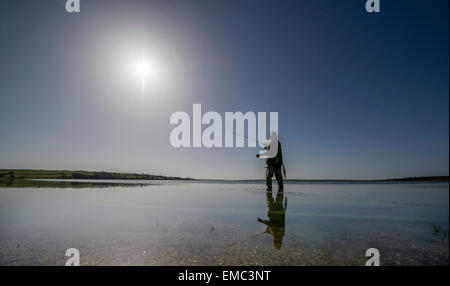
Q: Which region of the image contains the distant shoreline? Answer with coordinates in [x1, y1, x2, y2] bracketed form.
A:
[0, 169, 193, 180]
[0, 169, 193, 188]
[288, 176, 449, 182]
[195, 177, 449, 183]
[0, 169, 448, 188]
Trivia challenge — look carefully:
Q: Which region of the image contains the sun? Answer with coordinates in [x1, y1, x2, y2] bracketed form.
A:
[136, 61, 150, 78]
[135, 59, 153, 94]
[131, 55, 163, 95]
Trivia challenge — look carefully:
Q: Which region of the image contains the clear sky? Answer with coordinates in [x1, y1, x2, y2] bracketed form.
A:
[0, 0, 448, 179]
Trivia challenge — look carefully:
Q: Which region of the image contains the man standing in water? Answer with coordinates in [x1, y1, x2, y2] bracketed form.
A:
[256, 131, 285, 189]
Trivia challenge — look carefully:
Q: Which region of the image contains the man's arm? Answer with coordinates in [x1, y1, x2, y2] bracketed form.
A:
[258, 140, 277, 158]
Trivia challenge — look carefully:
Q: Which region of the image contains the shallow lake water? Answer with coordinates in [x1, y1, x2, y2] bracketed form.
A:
[0, 181, 448, 265]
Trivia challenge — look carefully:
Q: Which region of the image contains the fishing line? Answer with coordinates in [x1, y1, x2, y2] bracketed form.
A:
[209, 126, 285, 148]
[208, 126, 264, 146]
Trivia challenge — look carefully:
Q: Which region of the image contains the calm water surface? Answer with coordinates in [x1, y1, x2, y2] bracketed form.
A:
[0, 181, 448, 265]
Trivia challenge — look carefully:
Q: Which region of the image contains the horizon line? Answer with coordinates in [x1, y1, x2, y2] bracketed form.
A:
[1, 168, 448, 182]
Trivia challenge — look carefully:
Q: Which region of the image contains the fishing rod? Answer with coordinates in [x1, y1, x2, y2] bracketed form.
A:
[209, 126, 264, 146]
[210, 126, 287, 149]
[210, 126, 287, 178]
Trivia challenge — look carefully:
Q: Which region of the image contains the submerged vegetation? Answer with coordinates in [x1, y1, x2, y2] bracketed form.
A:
[0, 169, 193, 188]
[432, 224, 449, 245]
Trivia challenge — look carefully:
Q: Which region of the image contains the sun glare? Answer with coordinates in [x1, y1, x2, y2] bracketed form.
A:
[135, 59, 153, 95]
[136, 61, 150, 78]
[130, 55, 164, 96]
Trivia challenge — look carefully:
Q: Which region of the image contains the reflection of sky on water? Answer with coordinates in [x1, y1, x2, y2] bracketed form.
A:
[0, 182, 448, 265]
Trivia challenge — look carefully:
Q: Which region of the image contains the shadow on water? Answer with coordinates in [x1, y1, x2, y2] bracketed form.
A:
[258, 187, 287, 249]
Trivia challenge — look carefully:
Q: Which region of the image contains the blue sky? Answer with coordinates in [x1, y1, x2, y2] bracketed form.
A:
[0, 0, 448, 179]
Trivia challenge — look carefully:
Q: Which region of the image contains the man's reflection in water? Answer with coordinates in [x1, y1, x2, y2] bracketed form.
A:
[257, 188, 287, 249]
